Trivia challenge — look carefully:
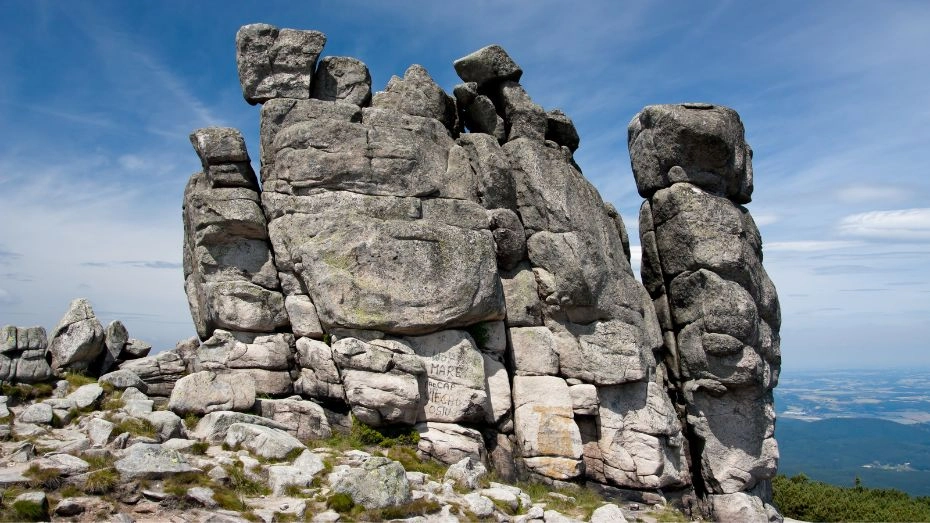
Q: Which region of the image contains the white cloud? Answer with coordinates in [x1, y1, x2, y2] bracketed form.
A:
[836, 185, 909, 204]
[752, 213, 779, 226]
[0, 288, 16, 305]
[838, 208, 930, 241]
[765, 240, 862, 252]
[629, 245, 642, 278]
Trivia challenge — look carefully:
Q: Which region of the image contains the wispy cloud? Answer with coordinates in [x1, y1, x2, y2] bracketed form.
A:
[766, 241, 862, 252]
[80, 260, 182, 270]
[0, 247, 22, 264]
[839, 208, 930, 242]
[836, 184, 909, 204]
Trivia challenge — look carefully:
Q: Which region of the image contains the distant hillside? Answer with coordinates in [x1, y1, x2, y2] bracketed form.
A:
[778, 418, 930, 496]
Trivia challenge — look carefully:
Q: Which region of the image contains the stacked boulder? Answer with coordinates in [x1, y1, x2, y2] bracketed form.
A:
[175, 23, 781, 521]
[629, 103, 781, 520]
[2, 299, 153, 384]
[1, 326, 52, 383]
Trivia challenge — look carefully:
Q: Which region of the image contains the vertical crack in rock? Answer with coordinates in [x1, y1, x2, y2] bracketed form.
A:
[175, 25, 781, 518]
[629, 103, 781, 521]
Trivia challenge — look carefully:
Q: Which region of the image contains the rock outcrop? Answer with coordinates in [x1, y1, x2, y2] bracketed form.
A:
[630, 103, 781, 520]
[176, 23, 787, 520]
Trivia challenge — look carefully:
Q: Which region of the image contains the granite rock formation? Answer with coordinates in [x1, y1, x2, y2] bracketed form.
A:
[173, 24, 780, 521]
[630, 103, 781, 520]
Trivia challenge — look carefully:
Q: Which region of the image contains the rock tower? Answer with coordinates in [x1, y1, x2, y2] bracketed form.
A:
[179, 24, 782, 521]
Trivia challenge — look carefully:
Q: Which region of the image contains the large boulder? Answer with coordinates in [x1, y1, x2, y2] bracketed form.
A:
[167, 370, 256, 415]
[117, 346, 189, 397]
[512, 376, 583, 480]
[47, 299, 105, 375]
[114, 443, 197, 480]
[406, 330, 488, 423]
[193, 330, 295, 395]
[328, 456, 411, 509]
[224, 423, 306, 460]
[236, 24, 326, 105]
[311, 56, 372, 106]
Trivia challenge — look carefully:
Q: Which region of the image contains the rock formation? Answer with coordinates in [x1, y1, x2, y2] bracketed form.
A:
[630, 103, 781, 519]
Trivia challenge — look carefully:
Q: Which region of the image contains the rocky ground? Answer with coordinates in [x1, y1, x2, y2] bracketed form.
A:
[0, 376, 691, 522]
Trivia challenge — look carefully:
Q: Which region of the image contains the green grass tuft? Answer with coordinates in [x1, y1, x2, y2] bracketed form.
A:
[326, 492, 355, 513]
[64, 372, 97, 391]
[1, 382, 54, 404]
[386, 446, 447, 478]
[190, 441, 209, 455]
[24, 464, 63, 490]
[183, 412, 201, 431]
[11, 499, 47, 522]
[112, 417, 158, 438]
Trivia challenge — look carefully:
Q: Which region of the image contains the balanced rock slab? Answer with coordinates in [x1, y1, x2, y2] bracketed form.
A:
[168, 370, 256, 415]
[236, 24, 326, 105]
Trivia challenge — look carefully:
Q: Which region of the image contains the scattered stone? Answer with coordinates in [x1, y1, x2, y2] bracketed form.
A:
[99, 369, 148, 391]
[190, 411, 289, 442]
[114, 443, 197, 480]
[13, 491, 48, 519]
[444, 456, 487, 489]
[224, 423, 306, 460]
[329, 456, 411, 509]
[47, 298, 105, 374]
[19, 402, 53, 424]
[54, 497, 87, 516]
[67, 383, 104, 409]
[187, 487, 218, 508]
[590, 503, 628, 523]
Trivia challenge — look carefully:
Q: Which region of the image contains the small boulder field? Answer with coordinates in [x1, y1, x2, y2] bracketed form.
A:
[0, 373, 683, 522]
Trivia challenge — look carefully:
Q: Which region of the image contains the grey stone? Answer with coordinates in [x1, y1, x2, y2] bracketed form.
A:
[329, 456, 411, 509]
[569, 383, 598, 415]
[546, 109, 580, 152]
[190, 127, 251, 166]
[628, 103, 753, 203]
[225, 423, 306, 459]
[54, 498, 87, 516]
[372, 64, 456, 130]
[709, 492, 770, 523]
[311, 56, 372, 106]
[88, 418, 115, 447]
[482, 353, 511, 424]
[190, 410, 288, 442]
[256, 397, 333, 441]
[33, 453, 90, 476]
[103, 320, 129, 370]
[194, 330, 293, 372]
[67, 383, 103, 409]
[267, 450, 324, 495]
[453, 45, 523, 87]
[501, 266, 542, 327]
[0, 326, 53, 383]
[512, 376, 583, 480]
[114, 443, 197, 480]
[47, 298, 105, 374]
[590, 503, 628, 523]
[144, 410, 184, 441]
[488, 208, 526, 270]
[187, 487, 218, 508]
[118, 349, 188, 397]
[406, 330, 488, 423]
[19, 402, 53, 424]
[463, 492, 495, 518]
[509, 326, 559, 376]
[444, 456, 487, 489]
[416, 422, 486, 464]
[284, 295, 324, 339]
[498, 81, 546, 142]
[236, 24, 326, 105]
[168, 370, 256, 415]
[122, 339, 152, 359]
[99, 370, 148, 392]
[457, 132, 516, 210]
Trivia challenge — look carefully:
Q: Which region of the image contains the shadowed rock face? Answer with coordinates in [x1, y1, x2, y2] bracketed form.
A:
[630, 103, 781, 521]
[175, 23, 780, 520]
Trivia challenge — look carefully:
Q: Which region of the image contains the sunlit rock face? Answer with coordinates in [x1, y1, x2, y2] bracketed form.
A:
[630, 103, 781, 521]
[176, 24, 780, 518]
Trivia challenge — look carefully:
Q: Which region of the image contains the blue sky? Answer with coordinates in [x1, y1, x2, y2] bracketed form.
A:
[0, 1, 928, 371]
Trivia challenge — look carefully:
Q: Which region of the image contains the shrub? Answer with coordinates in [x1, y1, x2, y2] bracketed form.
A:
[349, 416, 420, 448]
[773, 473, 930, 522]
